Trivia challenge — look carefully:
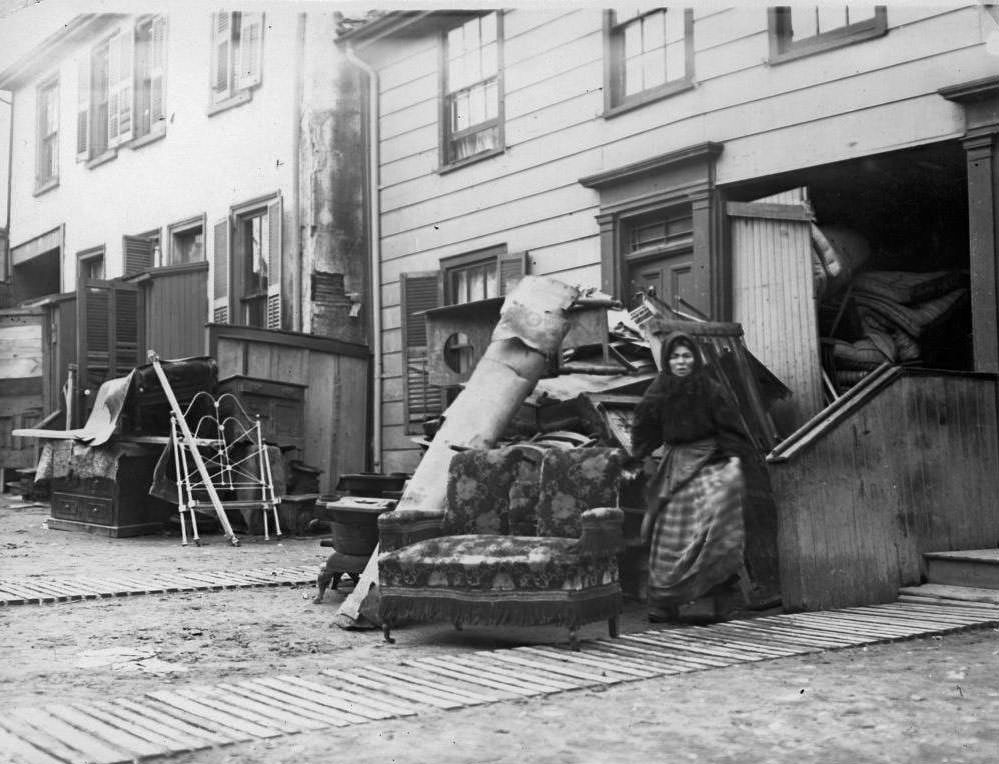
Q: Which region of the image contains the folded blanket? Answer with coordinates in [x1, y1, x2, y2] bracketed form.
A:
[855, 287, 968, 338]
[829, 336, 895, 370]
[853, 270, 965, 305]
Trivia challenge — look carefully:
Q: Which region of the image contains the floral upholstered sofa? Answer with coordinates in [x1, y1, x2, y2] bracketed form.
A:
[377, 446, 626, 648]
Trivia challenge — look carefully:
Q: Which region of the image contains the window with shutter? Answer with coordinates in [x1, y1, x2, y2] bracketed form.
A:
[209, 11, 264, 114]
[35, 77, 59, 193]
[75, 279, 142, 426]
[212, 217, 230, 323]
[76, 55, 90, 160]
[401, 271, 444, 432]
[441, 245, 527, 305]
[265, 196, 282, 330]
[122, 234, 155, 276]
[135, 15, 167, 140]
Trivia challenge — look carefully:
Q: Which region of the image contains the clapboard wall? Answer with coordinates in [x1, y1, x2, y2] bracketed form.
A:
[364, 6, 995, 472]
[770, 370, 999, 611]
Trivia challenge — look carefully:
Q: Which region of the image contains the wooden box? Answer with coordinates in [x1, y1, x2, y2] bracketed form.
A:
[216, 375, 307, 452]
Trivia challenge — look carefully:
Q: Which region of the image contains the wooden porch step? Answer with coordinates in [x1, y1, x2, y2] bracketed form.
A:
[924, 548, 999, 590]
[898, 582, 999, 606]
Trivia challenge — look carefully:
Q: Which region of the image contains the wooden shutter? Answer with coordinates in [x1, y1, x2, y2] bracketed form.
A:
[265, 195, 282, 330]
[401, 271, 444, 432]
[212, 216, 230, 323]
[236, 12, 264, 90]
[107, 28, 134, 147]
[122, 235, 154, 277]
[76, 54, 90, 160]
[498, 250, 527, 295]
[149, 16, 166, 130]
[211, 12, 232, 104]
[75, 279, 141, 423]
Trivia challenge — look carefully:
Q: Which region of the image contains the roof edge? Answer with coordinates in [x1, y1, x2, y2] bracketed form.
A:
[0, 14, 124, 89]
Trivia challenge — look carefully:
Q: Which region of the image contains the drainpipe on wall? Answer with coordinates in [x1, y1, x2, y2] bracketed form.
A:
[2, 91, 12, 284]
[291, 14, 306, 333]
[344, 43, 383, 473]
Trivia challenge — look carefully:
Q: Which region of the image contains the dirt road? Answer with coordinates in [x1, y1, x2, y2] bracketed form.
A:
[2, 497, 998, 763]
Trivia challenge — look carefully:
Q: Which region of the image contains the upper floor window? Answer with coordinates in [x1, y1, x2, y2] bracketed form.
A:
[605, 7, 694, 115]
[442, 246, 503, 305]
[441, 12, 504, 169]
[134, 16, 167, 141]
[36, 77, 59, 193]
[209, 11, 264, 114]
[77, 16, 168, 164]
[768, 6, 887, 63]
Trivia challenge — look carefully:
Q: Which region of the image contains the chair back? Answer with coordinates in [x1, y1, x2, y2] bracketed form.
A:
[535, 447, 624, 538]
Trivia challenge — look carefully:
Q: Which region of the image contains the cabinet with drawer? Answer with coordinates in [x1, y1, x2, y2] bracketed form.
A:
[48, 452, 174, 537]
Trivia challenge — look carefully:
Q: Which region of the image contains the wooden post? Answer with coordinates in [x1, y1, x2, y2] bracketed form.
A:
[335, 276, 580, 626]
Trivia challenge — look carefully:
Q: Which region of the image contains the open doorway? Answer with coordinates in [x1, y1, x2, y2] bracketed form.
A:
[726, 140, 970, 424]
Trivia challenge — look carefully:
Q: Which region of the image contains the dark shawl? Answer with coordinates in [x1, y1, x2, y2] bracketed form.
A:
[631, 332, 752, 464]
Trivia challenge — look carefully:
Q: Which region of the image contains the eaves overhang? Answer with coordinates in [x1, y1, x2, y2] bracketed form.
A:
[0, 14, 125, 89]
[336, 9, 482, 50]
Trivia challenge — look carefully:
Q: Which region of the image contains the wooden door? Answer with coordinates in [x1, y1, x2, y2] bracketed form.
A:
[728, 201, 823, 431]
[627, 251, 694, 311]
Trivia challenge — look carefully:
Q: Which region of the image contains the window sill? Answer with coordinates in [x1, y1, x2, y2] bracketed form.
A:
[129, 129, 166, 151]
[33, 178, 59, 197]
[768, 24, 887, 65]
[437, 146, 505, 175]
[603, 79, 695, 120]
[207, 89, 252, 117]
[85, 149, 118, 170]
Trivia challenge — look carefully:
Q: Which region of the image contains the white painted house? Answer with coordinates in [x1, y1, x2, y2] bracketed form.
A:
[338, 6, 999, 474]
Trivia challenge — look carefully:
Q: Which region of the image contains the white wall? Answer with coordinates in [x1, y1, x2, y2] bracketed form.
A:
[6, 8, 299, 291]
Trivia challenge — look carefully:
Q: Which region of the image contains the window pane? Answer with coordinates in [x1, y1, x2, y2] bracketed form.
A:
[469, 83, 486, 126]
[480, 12, 496, 44]
[447, 25, 464, 58]
[643, 10, 664, 50]
[625, 56, 642, 95]
[665, 39, 685, 81]
[467, 47, 482, 85]
[454, 269, 468, 303]
[485, 265, 498, 299]
[449, 54, 465, 92]
[790, 6, 819, 40]
[642, 50, 665, 89]
[485, 79, 498, 119]
[468, 267, 486, 302]
[481, 41, 497, 78]
[451, 125, 497, 162]
[624, 19, 642, 58]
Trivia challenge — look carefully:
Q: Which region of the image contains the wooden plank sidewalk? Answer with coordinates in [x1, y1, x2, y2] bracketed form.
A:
[1, 598, 997, 763]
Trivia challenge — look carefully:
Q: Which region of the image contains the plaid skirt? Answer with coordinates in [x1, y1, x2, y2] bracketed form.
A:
[648, 456, 745, 607]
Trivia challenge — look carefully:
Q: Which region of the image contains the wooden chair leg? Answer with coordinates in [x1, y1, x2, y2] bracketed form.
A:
[382, 621, 395, 644]
[608, 615, 619, 639]
[453, 619, 463, 631]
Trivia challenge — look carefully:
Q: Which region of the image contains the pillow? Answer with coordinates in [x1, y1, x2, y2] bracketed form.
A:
[852, 270, 965, 305]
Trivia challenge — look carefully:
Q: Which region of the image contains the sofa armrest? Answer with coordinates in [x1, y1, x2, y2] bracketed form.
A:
[378, 508, 447, 553]
[575, 507, 625, 555]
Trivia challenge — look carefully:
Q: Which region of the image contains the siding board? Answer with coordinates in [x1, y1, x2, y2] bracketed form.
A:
[771, 372, 999, 611]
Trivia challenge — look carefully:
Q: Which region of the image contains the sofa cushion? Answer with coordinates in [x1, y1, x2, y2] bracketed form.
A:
[442, 448, 521, 535]
[535, 448, 624, 538]
[379, 534, 619, 593]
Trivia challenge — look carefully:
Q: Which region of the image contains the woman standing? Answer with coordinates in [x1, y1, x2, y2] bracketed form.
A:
[631, 331, 752, 622]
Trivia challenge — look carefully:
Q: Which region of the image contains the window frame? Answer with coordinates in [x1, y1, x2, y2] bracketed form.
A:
[440, 244, 506, 305]
[132, 14, 168, 147]
[167, 213, 207, 266]
[767, 6, 887, 64]
[77, 245, 106, 283]
[438, 11, 506, 172]
[35, 75, 60, 195]
[207, 11, 265, 116]
[603, 8, 695, 118]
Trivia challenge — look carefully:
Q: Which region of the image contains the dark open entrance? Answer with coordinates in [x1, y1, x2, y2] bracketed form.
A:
[726, 140, 971, 400]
